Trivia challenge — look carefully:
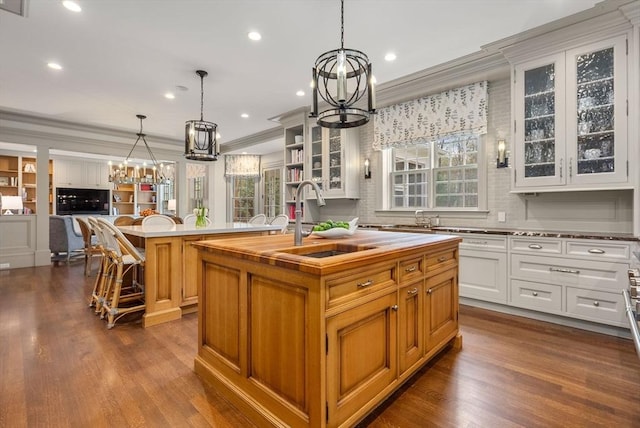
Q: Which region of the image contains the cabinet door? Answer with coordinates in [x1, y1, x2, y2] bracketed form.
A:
[182, 235, 204, 305]
[398, 281, 423, 376]
[514, 53, 566, 188]
[459, 248, 507, 303]
[425, 268, 458, 353]
[326, 292, 397, 427]
[84, 161, 110, 188]
[565, 36, 627, 185]
[54, 159, 84, 187]
[307, 125, 359, 199]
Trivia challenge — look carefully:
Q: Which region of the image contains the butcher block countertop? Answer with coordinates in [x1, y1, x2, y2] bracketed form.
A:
[192, 229, 461, 275]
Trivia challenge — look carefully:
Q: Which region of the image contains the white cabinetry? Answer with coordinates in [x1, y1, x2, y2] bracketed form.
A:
[283, 121, 305, 221]
[512, 35, 629, 191]
[307, 124, 360, 199]
[451, 233, 508, 304]
[54, 159, 110, 189]
[509, 236, 631, 327]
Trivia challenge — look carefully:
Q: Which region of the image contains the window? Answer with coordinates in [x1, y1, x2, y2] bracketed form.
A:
[262, 167, 282, 219]
[385, 135, 483, 210]
[230, 176, 259, 222]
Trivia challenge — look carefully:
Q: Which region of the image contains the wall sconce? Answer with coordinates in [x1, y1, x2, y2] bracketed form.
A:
[497, 139, 509, 168]
[364, 158, 371, 179]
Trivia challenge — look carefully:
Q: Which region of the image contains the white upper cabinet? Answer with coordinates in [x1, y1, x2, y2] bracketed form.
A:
[54, 159, 110, 189]
[307, 124, 360, 199]
[512, 35, 629, 191]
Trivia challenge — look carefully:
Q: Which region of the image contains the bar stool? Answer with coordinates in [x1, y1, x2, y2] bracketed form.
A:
[87, 217, 110, 313]
[76, 217, 102, 276]
[97, 218, 146, 329]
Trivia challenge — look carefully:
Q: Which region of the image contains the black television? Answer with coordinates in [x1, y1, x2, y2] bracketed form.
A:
[56, 187, 110, 215]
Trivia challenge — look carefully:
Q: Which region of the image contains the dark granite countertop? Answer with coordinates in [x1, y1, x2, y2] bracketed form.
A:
[377, 225, 639, 242]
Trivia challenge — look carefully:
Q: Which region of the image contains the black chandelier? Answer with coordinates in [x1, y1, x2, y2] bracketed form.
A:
[310, 0, 375, 129]
[110, 114, 169, 185]
[185, 70, 219, 161]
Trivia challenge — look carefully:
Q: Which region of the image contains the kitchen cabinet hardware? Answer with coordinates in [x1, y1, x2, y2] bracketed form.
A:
[405, 266, 417, 273]
[593, 301, 600, 307]
[549, 267, 580, 274]
[357, 279, 373, 288]
[588, 248, 605, 254]
[427, 288, 433, 295]
[407, 288, 418, 296]
[528, 244, 543, 249]
[391, 305, 398, 311]
[532, 291, 538, 296]
[467, 240, 488, 245]
[437, 256, 447, 262]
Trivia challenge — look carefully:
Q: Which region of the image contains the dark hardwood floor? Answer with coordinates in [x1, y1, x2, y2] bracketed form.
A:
[1, 261, 639, 427]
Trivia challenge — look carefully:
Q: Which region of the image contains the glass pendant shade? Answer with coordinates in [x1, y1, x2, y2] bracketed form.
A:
[310, 0, 375, 129]
[185, 70, 219, 161]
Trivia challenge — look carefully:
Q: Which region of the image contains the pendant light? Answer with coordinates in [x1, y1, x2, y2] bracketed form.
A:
[310, 0, 375, 129]
[185, 70, 219, 161]
[109, 114, 168, 185]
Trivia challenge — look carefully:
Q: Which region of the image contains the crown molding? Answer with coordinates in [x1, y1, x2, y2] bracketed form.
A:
[375, 50, 509, 109]
[0, 108, 182, 147]
[220, 126, 283, 154]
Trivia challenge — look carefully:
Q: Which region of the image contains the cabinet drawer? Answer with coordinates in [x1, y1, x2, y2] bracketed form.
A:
[458, 234, 507, 251]
[510, 237, 562, 254]
[565, 287, 626, 326]
[511, 254, 628, 291]
[510, 279, 562, 312]
[326, 263, 396, 308]
[399, 256, 424, 284]
[565, 240, 631, 261]
[426, 249, 457, 277]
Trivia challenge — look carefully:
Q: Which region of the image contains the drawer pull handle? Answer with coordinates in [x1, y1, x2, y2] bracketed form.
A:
[426, 288, 433, 295]
[468, 240, 488, 245]
[528, 244, 543, 250]
[588, 248, 605, 254]
[391, 305, 399, 311]
[357, 280, 373, 288]
[405, 266, 417, 273]
[593, 301, 600, 307]
[549, 267, 580, 274]
[407, 288, 418, 296]
[532, 292, 538, 297]
[437, 256, 447, 262]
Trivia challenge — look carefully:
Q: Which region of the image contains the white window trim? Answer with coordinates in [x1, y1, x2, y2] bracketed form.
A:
[379, 135, 487, 213]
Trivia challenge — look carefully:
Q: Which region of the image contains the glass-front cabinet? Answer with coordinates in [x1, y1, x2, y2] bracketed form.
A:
[307, 124, 360, 199]
[513, 35, 628, 190]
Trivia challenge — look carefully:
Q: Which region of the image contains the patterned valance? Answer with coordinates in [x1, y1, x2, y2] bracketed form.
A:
[373, 81, 488, 150]
[224, 154, 261, 178]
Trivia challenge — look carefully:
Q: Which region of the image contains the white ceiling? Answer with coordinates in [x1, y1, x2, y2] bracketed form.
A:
[0, 0, 602, 155]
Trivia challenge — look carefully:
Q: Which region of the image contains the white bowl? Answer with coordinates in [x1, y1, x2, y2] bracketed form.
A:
[312, 218, 358, 238]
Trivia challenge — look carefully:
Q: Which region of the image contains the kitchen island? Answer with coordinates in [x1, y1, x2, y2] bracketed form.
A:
[192, 230, 462, 427]
[118, 222, 281, 327]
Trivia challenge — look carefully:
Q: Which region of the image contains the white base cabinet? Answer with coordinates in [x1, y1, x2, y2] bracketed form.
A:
[509, 236, 631, 327]
[456, 234, 508, 304]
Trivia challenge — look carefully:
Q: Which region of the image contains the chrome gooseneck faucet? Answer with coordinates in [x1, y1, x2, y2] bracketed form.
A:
[295, 180, 326, 246]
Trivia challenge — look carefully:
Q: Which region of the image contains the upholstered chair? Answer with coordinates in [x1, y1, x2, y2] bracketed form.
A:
[49, 215, 85, 264]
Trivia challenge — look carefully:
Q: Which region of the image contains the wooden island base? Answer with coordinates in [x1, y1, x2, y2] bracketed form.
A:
[192, 230, 462, 427]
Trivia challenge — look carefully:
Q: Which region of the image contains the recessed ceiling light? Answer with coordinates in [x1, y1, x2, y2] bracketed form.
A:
[384, 52, 397, 62]
[296, 90, 305, 97]
[241, 113, 249, 118]
[62, 1, 82, 12]
[164, 93, 175, 99]
[248, 31, 262, 41]
[47, 62, 63, 70]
